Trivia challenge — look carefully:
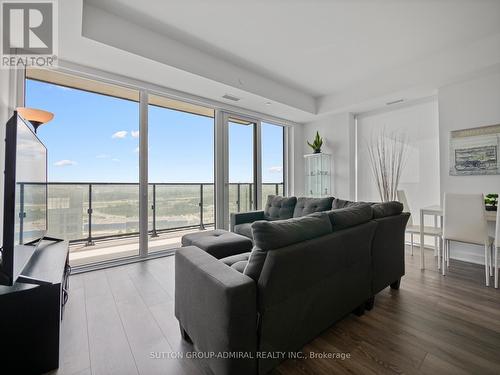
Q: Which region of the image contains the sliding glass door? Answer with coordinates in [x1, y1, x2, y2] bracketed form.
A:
[261, 122, 284, 207]
[25, 72, 141, 266]
[25, 68, 288, 266]
[147, 94, 215, 252]
[228, 117, 257, 220]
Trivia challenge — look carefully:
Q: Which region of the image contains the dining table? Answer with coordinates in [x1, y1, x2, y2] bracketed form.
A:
[419, 205, 497, 270]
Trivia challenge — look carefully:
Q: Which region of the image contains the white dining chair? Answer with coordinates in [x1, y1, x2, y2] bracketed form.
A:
[442, 193, 493, 286]
[397, 190, 442, 261]
[495, 208, 499, 288]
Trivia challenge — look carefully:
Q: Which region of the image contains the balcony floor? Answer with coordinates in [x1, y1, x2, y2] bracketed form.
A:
[69, 226, 214, 267]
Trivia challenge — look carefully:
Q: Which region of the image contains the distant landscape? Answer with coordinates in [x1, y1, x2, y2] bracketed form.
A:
[20, 182, 283, 243]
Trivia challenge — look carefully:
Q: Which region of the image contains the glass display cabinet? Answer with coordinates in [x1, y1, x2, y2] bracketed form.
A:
[304, 153, 332, 197]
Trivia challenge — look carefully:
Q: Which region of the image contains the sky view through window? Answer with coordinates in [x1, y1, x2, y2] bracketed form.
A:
[26, 79, 284, 184]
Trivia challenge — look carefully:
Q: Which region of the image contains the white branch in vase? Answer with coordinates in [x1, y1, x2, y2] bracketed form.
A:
[367, 129, 409, 202]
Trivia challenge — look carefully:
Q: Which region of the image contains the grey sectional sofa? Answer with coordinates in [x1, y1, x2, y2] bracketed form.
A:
[175, 198, 409, 375]
[230, 195, 334, 240]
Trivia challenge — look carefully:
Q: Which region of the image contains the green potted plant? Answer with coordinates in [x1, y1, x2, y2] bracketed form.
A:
[307, 131, 323, 154]
[485, 193, 498, 211]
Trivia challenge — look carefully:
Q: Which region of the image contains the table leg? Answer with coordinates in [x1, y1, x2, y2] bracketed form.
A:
[442, 240, 447, 275]
[439, 215, 443, 269]
[495, 246, 498, 289]
[420, 209, 425, 270]
[434, 216, 438, 256]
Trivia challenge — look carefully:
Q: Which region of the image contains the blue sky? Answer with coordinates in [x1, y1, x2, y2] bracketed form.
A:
[26, 79, 283, 183]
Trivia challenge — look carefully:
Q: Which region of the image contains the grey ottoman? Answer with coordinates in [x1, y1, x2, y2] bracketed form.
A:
[181, 229, 253, 259]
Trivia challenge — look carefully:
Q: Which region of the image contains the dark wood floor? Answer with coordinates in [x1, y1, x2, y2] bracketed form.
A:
[51, 248, 500, 375]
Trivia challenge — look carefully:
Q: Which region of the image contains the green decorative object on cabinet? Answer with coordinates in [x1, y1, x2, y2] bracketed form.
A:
[485, 193, 498, 211]
[307, 131, 323, 154]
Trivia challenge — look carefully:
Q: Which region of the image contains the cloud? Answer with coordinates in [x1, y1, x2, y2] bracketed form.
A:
[131, 130, 140, 138]
[96, 154, 110, 159]
[268, 166, 283, 173]
[54, 159, 77, 167]
[112, 130, 128, 139]
[134, 146, 139, 153]
[111, 158, 120, 162]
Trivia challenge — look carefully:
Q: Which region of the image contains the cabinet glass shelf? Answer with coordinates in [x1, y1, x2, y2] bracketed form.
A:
[304, 153, 331, 197]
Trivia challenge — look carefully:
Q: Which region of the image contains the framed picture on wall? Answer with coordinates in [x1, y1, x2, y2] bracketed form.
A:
[449, 124, 500, 176]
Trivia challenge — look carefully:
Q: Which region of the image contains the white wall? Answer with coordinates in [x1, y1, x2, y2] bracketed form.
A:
[356, 99, 441, 248]
[357, 99, 440, 220]
[439, 72, 500, 196]
[297, 71, 500, 266]
[438, 71, 500, 264]
[301, 113, 355, 200]
[291, 124, 304, 197]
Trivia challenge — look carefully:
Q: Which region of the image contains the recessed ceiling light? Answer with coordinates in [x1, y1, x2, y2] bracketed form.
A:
[386, 99, 405, 106]
[222, 94, 240, 101]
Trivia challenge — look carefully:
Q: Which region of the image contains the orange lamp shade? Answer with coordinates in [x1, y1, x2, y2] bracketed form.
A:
[16, 107, 54, 133]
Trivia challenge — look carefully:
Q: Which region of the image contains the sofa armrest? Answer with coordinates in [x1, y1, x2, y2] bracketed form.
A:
[371, 213, 410, 294]
[175, 246, 257, 375]
[230, 210, 265, 231]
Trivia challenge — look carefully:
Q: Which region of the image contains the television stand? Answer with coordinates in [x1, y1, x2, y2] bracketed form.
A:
[16, 274, 52, 286]
[0, 239, 70, 374]
[43, 235, 65, 243]
[16, 236, 67, 286]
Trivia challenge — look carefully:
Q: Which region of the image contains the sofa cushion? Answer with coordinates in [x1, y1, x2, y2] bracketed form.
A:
[327, 204, 373, 231]
[181, 229, 253, 259]
[233, 223, 253, 240]
[293, 197, 334, 217]
[230, 261, 247, 273]
[220, 252, 251, 266]
[372, 201, 404, 218]
[263, 195, 297, 220]
[220, 252, 251, 273]
[331, 198, 366, 209]
[244, 212, 332, 281]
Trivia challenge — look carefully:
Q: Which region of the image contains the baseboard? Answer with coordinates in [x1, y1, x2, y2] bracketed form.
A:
[406, 238, 487, 265]
[449, 243, 486, 265]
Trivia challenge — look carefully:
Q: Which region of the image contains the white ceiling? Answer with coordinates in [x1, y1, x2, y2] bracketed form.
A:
[88, 0, 500, 96]
[68, 0, 500, 122]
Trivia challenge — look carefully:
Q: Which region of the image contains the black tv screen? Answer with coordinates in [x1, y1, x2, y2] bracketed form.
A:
[1, 112, 47, 286]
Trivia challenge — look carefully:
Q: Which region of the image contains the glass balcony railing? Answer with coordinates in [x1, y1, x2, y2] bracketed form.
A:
[17, 182, 284, 246]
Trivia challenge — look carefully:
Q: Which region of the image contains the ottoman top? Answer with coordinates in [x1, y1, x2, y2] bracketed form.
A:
[181, 229, 253, 259]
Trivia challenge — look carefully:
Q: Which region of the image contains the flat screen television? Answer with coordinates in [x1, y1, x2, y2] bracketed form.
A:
[0, 111, 47, 286]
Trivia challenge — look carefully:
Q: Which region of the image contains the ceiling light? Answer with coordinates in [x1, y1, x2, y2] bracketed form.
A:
[222, 94, 240, 101]
[386, 99, 405, 106]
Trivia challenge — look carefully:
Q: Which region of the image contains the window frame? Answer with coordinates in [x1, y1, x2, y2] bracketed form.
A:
[21, 65, 294, 269]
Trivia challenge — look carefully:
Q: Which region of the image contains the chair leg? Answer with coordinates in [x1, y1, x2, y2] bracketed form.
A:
[442, 240, 447, 276]
[490, 245, 494, 277]
[410, 233, 414, 256]
[484, 244, 490, 287]
[437, 236, 442, 270]
[434, 216, 438, 256]
[446, 240, 450, 267]
[495, 246, 498, 289]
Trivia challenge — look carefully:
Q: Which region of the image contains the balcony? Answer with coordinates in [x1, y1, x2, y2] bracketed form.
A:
[19, 182, 283, 266]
